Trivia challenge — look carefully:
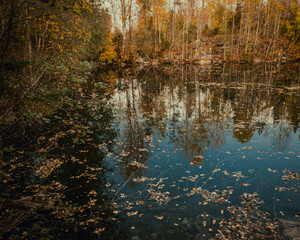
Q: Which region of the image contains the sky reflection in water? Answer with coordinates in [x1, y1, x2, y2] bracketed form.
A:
[102, 65, 299, 239]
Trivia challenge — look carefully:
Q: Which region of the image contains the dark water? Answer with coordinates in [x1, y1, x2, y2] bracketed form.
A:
[1, 63, 299, 239]
[103, 64, 300, 239]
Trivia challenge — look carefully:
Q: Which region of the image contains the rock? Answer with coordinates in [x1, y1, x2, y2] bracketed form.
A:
[280, 219, 300, 239]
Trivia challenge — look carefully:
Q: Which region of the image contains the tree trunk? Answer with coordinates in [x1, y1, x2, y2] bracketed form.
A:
[0, 0, 15, 73]
[182, 19, 185, 60]
[230, 1, 236, 58]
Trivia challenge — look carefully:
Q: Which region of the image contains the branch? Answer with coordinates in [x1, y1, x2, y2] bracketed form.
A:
[0, 68, 46, 121]
[21, 68, 46, 98]
[0, 198, 58, 212]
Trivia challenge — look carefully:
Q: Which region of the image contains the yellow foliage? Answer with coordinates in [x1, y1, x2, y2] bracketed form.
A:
[99, 34, 118, 64]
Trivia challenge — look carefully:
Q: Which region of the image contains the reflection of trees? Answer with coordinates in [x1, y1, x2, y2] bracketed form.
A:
[115, 79, 150, 186]
[274, 93, 300, 133]
[164, 69, 228, 165]
[272, 122, 293, 152]
[0, 87, 124, 239]
[112, 63, 299, 166]
[153, 98, 167, 138]
[285, 95, 300, 133]
[99, 70, 118, 96]
[271, 93, 295, 151]
[232, 88, 256, 143]
[182, 86, 227, 164]
[44, 95, 123, 239]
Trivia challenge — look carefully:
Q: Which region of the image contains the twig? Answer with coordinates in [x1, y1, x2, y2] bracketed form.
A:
[0, 68, 46, 121]
[21, 68, 46, 98]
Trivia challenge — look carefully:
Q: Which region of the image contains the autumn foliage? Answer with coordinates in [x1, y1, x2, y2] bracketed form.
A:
[111, 0, 300, 63]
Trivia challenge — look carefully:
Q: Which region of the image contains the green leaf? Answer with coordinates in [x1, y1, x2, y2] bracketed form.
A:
[73, 138, 79, 144]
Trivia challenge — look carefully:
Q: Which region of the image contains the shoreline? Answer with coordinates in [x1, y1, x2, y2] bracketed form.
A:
[94, 58, 300, 69]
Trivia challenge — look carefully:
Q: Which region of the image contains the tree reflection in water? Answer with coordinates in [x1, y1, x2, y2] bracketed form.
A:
[108, 63, 299, 239]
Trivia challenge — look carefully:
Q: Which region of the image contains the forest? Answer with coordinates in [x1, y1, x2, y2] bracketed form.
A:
[1, 0, 300, 76]
[108, 0, 300, 64]
[0, 0, 300, 239]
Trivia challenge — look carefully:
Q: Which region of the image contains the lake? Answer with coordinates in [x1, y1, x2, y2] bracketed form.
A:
[99, 64, 300, 239]
[1, 63, 299, 239]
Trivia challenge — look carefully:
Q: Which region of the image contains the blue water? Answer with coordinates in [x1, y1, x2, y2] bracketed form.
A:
[104, 65, 300, 239]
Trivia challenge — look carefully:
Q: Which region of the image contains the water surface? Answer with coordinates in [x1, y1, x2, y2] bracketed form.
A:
[1, 63, 299, 239]
[102, 64, 300, 239]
